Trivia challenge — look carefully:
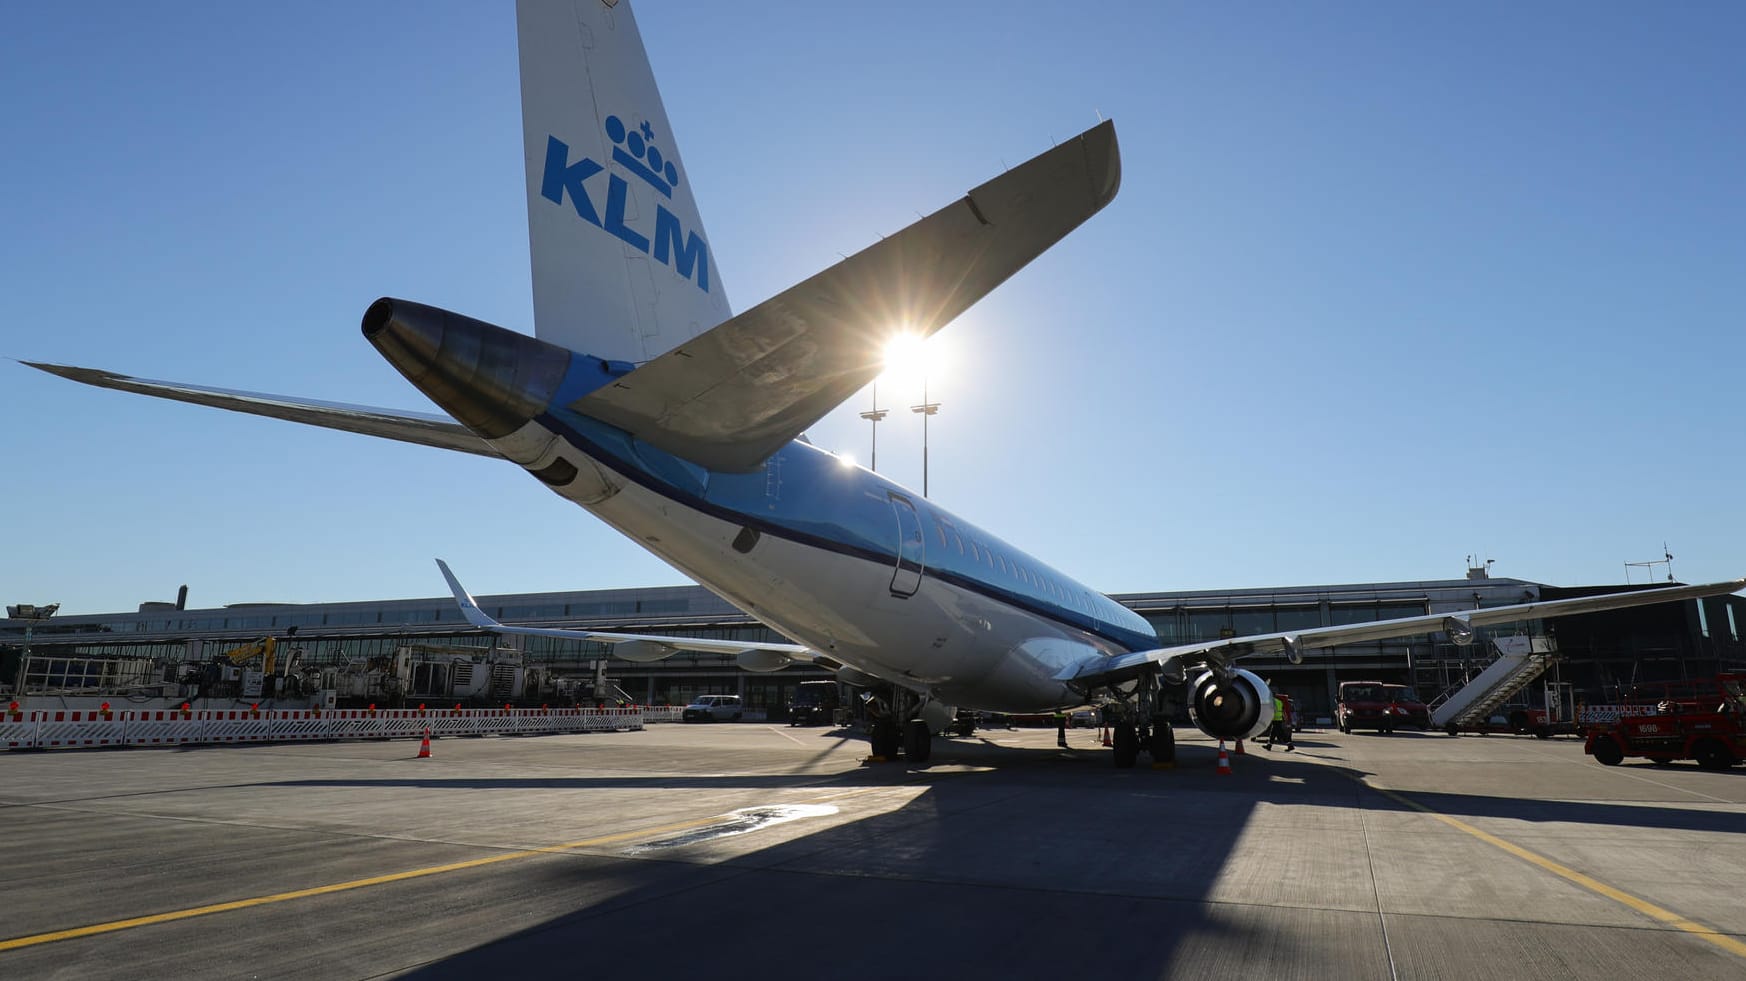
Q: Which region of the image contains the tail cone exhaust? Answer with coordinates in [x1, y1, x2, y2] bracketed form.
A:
[363, 297, 571, 440]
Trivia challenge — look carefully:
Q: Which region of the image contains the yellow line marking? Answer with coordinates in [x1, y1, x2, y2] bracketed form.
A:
[0, 815, 724, 954]
[1368, 783, 1746, 960]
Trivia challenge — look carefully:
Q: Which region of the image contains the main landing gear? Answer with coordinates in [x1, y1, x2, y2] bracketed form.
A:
[864, 688, 932, 764]
[1109, 667, 1177, 769]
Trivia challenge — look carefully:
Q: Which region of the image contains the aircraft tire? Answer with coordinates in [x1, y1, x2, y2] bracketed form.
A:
[869, 719, 902, 759]
[1112, 723, 1139, 768]
[903, 719, 932, 763]
[1147, 722, 1175, 765]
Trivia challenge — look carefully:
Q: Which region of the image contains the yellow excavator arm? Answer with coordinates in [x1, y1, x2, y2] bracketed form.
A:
[219, 637, 277, 675]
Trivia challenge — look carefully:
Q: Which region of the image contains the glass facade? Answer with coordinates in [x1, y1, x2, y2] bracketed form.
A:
[6, 577, 1742, 721]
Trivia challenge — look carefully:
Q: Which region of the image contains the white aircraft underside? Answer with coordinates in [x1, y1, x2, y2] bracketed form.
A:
[547, 438, 1114, 713]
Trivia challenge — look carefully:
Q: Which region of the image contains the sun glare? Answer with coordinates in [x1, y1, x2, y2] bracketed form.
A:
[880, 331, 945, 385]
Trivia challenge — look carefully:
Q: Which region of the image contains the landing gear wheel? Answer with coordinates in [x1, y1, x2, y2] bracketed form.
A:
[1112, 723, 1139, 768]
[1591, 737, 1624, 766]
[1694, 739, 1736, 771]
[868, 719, 902, 760]
[1147, 722, 1175, 766]
[902, 719, 932, 763]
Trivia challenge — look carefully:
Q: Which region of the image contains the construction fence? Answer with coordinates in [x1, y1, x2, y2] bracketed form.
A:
[0, 705, 663, 751]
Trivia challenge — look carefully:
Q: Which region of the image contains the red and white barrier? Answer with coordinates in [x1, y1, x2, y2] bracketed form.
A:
[0, 706, 646, 751]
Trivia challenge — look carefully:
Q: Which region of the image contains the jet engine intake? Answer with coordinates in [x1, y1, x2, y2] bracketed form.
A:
[1187, 668, 1273, 742]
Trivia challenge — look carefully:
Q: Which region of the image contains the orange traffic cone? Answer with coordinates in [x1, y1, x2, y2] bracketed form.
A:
[1100, 725, 1112, 748]
[1234, 738, 1245, 755]
[1216, 739, 1232, 775]
[416, 727, 432, 759]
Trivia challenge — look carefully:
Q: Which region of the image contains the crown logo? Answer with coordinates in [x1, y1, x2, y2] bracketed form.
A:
[604, 114, 678, 198]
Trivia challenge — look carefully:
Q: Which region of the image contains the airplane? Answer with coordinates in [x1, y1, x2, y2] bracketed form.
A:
[24, 0, 1743, 767]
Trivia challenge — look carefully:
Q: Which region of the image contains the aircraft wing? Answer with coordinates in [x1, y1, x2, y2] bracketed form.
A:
[436, 559, 817, 660]
[1056, 576, 1746, 686]
[22, 361, 500, 458]
[568, 120, 1122, 472]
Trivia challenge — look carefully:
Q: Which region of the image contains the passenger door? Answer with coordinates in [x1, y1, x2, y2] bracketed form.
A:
[888, 493, 924, 598]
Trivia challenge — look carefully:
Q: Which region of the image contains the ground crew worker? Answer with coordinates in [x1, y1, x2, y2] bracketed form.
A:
[1264, 693, 1294, 752]
[1054, 710, 1068, 748]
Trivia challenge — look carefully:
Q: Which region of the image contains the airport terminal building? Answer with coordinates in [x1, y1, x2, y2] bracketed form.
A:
[5, 571, 1743, 720]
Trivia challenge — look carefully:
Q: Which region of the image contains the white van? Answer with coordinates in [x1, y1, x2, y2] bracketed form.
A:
[682, 694, 743, 722]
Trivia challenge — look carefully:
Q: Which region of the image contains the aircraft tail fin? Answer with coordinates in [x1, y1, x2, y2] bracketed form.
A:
[518, 0, 731, 365]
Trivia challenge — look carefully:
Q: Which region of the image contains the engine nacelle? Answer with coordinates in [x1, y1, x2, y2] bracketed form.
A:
[614, 640, 678, 663]
[1443, 615, 1476, 646]
[919, 700, 957, 734]
[735, 649, 796, 673]
[1187, 668, 1273, 742]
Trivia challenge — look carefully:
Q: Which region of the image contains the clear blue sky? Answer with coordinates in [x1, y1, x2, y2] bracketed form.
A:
[4, 1, 1743, 615]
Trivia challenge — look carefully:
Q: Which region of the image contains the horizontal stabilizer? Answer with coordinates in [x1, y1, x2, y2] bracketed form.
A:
[569, 120, 1122, 472]
[23, 361, 499, 458]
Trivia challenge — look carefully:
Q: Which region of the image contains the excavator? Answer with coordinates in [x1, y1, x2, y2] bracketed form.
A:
[220, 637, 279, 674]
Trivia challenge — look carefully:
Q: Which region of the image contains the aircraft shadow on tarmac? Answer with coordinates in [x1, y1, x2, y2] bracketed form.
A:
[240, 735, 1746, 979]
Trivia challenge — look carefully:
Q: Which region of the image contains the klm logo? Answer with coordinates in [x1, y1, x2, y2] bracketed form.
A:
[540, 114, 711, 293]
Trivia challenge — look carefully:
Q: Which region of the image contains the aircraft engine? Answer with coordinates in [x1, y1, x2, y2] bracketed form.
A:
[1442, 616, 1476, 646]
[1187, 668, 1273, 742]
[614, 640, 679, 663]
[919, 700, 957, 733]
[735, 649, 796, 673]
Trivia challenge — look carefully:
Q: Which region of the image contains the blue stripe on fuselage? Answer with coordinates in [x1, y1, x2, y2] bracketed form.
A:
[536, 382, 1159, 653]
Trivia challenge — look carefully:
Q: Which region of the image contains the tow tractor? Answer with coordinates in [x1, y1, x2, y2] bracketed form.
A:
[1584, 673, 1745, 770]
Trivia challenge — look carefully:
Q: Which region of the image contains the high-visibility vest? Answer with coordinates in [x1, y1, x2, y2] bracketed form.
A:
[1272, 697, 1285, 722]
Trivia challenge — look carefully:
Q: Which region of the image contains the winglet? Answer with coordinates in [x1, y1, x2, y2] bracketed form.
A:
[435, 558, 500, 630]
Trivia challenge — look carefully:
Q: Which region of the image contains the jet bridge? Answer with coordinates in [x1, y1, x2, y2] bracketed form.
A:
[1429, 635, 1559, 733]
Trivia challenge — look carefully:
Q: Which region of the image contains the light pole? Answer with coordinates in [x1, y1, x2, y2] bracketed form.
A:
[7, 602, 60, 701]
[910, 375, 941, 497]
[858, 381, 889, 471]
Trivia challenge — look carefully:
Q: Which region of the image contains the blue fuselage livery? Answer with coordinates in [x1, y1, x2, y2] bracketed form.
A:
[507, 348, 1161, 711]
[539, 134, 711, 293]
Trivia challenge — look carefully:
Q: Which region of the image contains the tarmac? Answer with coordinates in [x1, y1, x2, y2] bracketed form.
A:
[1, 720, 1743, 980]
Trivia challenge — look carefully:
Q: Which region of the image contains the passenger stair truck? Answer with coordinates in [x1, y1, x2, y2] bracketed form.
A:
[1430, 635, 1559, 736]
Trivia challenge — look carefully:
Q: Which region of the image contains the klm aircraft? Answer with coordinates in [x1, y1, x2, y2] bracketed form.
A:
[28, 0, 1742, 765]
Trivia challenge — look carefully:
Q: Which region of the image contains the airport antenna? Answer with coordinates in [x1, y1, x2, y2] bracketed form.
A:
[1623, 544, 1675, 584]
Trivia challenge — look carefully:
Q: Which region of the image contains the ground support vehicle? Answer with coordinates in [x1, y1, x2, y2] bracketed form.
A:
[682, 694, 743, 722]
[1584, 675, 1745, 769]
[1445, 705, 1576, 738]
[1337, 682, 1422, 734]
[786, 681, 840, 726]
